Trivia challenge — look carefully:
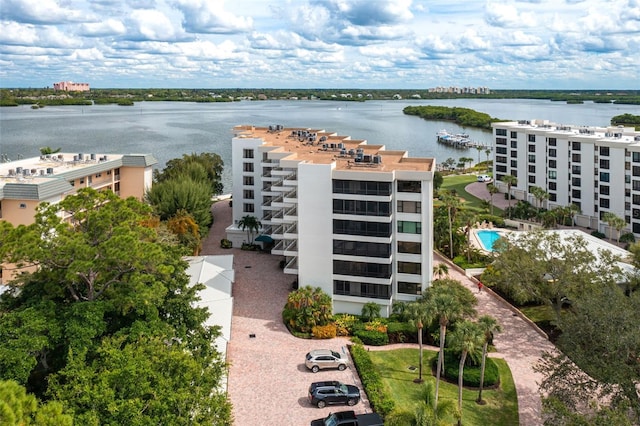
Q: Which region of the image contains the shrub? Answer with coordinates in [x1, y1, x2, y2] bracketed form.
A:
[433, 349, 500, 387]
[364, 319, 388, 334]
[361, 302, 382, 322]
[349, 343, 395, 417]
[354, 329, 389, 346]
[386, 322, 416, 344]
[282, 286, 332, 334]
[619, 232, 636, 244]
[334, 314, 359, 336]
[220, 238, 232, 249]
[312, 323, 337, 339]
[591, 230, 606, 239]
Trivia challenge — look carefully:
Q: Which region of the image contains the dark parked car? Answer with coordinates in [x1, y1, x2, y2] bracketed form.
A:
[305, 349, 348, 373]
[308, 381, 361, 409]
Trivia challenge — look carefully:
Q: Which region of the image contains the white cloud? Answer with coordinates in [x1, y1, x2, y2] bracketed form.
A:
[127, 9, 181, 41]
[0, 0, 89, 24]
[485, 2, 537, 27]
[175, 0, 253, 34]
[0, 22, 39, 45]
[79, 19, 127, 37]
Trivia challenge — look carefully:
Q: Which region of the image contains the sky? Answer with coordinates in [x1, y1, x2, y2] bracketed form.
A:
[0, 0, 639, 89]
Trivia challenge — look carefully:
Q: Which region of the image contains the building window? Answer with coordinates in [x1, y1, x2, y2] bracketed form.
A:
[510, 131, 517, 139]
[496, 137, 507, 145]
[634, 180, 640, 191]
[510, 151, 517, 158]
[511, 160, 517, 168]
[549, 160, 557, 168]
[398, 262, 421, 275]
[528, 175, 536, 184]
[398, 241, 421, 254]
[528, 155, 535, 163]
[548, 170, 557, 179]
[243, 176, 254, 186]
[549, 182, 557, 190]
[599, 146, 609, 156]
[633, 166, 640, 177]
[333, 240, 391, 258]
[333, 261, 391, 279]
[496, 129, 507, 136]
[333, 280, 390, 299]
[398, 282, 421, 295]
[333, 180, 392, 196]
[599, 198, 610, 208]
[333, 219, 391, 237]
[243, 189, 254, 199]
[511, 140, 518, 148]
[397, 201, 421, 213]
[549, 193, 557, 202]
[599, 159, 610, 169]
[496, 156, 507, 164]
[397, 221, 422, 234]
[549, 138, 557, 146]
[243, 203, 254, 213]
[600, 172, 610, 182]
[572, 153, 581, 162]
[19, 203, 27, 209]
[626, 175, 631, 184]
[528, 135, 536, 142]
[572, 141, 581, 151]
[634, 152, 640, 163]
[572, 165, 581, 175]
[496, 147, 507, 155]
[599, 185, 610, 195]
[243, 162, 254, 172]
[528, 144, 535, 152]
[333, 200, 391, 216]
[572, 177, 581, 186]
[397, 181, 421, 193]
[633, 194, 640, 205]
[572, 189, 581, 199]
[528, 165, 536, 173]
[549, 149, 557, 158]
[243, 149, 254, 159]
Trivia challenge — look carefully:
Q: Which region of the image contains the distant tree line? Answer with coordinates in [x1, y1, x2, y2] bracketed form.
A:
[403, 105, 503, 130]
[611, 113, 640, 130]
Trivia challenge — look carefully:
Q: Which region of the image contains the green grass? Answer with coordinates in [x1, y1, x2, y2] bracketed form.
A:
[439, 174, 504, 215]
[369, 348, 518, 426]
[519, 305, 555, 324]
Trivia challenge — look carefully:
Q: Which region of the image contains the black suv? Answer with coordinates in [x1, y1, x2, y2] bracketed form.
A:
[308, 381, 361, 409]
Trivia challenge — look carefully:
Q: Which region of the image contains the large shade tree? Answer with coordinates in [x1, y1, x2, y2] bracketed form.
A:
[0, 188, 232, 424]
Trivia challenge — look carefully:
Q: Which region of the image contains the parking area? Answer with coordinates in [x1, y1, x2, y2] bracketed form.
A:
[202, 202, 373, 425]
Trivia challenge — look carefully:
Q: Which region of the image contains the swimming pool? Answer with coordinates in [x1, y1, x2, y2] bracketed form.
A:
[476, 230, 502, 252]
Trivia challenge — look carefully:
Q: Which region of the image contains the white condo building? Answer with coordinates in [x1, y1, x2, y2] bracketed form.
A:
[492, 120, 640, 236]
[226, 125, 435, 316]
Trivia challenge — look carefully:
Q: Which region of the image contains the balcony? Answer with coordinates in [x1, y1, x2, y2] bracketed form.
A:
[284, 205, 297, 221]
[284, 223, 297, 237]
[284, 188, 298, 202]
[284, 256, 298, 274]
[271, 240, 285, 255]
[283, 239, 298, 256]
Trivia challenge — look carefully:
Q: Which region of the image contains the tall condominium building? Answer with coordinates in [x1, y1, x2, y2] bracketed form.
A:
[226, 125, 435, 316]
[492, 119, 640, 236]
[0, 152, 157, 283]
[53, 81, 90, 91]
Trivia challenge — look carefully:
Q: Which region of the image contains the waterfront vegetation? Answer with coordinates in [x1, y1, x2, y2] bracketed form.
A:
[403, 105, 503, 130]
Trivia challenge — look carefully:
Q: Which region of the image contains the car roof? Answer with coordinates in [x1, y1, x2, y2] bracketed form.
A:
[308, 349, 335, 356]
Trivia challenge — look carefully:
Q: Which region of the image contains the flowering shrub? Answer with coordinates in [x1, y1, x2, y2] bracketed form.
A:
[312, 324, 337, 339]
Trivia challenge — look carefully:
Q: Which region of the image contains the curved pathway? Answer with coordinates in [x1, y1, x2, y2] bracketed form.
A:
[202, 198, 555, 425]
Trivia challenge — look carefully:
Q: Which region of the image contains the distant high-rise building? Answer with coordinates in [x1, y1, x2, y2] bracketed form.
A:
[53, 81, 90, 91]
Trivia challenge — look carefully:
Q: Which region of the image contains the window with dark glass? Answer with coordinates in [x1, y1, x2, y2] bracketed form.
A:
[333, 280, 390, 299]
[496, 147, 507, 154]
[572, 141, 581, 151]
[599, 146, 609, 156]
[398, 262, 421, 275]
[243, 149, 254, 159]
[333, 240, 391, 258]
[511, 160, 517, 168]
[496, 129, 507, 136]
[497, 138, 507, 145]
[572, 165, 581, 175]
[243, 176, 254, 186]
[510, 131, 517, 138]
[333, 199, 391, 216]
[634, 180, 640, 191]
[600, 185, 610, 195]
[243, 189, 254, 199]
[549, 182, 557, 190]
[572, 177, 581, 186]
[332, 180, 392, 196]
[549, 193, 557, 202]
[397, 181, 421, 193]
[634, 194, 640, 205]
[633, 166, 640, 177]
[528, 165, 535, 173]
[634, 152, 640, 162]
[398, 241, 421, 254]
[549, 159, 557, 168]
[398, 282, 421, 295]
[599, 172, 610, 182]
[572, 189, 581, 199]
[528, 175, 536, 183]
[496, 165, 507, 173]
[572, 153, 581, 162]
[333, 261, 391, 278]
[243, 162, 254, 172]
[599, 198, 610, 208]
[528, 144, 535, 152]
[528, 135, 536, 142]
[496, 156, 507, 163]
[549, 149, 557, 157]
[549, 138, 557, 146]
[511, 140, 518, 148]
[510, 151, 517, 158]
[528, 155, 535, 163]
[333, 219, 391, 237]
[243, 203, 254, 213]
[599, 159, 610, 169]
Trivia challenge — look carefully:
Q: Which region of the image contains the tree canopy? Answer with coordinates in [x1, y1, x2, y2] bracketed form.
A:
[0, 188, 232, 424]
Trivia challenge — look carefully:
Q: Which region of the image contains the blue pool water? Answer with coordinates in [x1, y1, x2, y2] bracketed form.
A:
[476, 230, 502, 252]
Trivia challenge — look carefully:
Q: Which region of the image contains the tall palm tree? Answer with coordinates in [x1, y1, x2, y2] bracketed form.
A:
[405, 301, 434, 384]
[427, 284, 476, 410]
[530, 186, 549, 222]
[602, 212, 627, 243]
[449, 321, 484, 426]
[439, 191, 461, 259]
[238, 215, 261, 243]
[475, 145, 483, 165]
[476, 315, 502, 404]
[487, 183, 499, 215]
[500, 174, 518, 218]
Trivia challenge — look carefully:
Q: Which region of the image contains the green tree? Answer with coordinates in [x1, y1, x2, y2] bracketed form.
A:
[38, 146, 61, 156]
[0, 380, 73, 426]
[530, 186, 549, 222]
[476, 315, 502, 404]
[500, 174, 518, 218]
[439, 191, 461, 259]
[484, 147, 491, 163]
[425, 280, 477, 409]
[433, 263, 449, 280]
[602, 212, 627, 243]
[481, 230, 622, 323]
[486, 183, 499, 215]
[282, 286, 332, 333]
[433, 171, 444, 190]
[238, 215, 262, 244]
[361, 302, 381, 322]
[155, 152, 224, 195]
[405, 301, 434, 384]
[449, 320, 484, 426]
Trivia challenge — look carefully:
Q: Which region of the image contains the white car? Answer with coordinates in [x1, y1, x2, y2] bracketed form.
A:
[477, 175, 492, 182]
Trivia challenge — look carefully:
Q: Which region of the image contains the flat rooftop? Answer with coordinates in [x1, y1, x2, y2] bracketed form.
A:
[233, 125, 435, 172]
[493, 120, 640, 145]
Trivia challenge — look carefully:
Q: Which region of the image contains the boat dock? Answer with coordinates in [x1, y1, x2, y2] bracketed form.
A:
[436, 129, 485, 149]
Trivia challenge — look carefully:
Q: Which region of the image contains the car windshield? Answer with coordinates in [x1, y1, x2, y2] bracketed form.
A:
[339, 384, 348, 393]
[306, 352, 312, 360]
[331, 350, 340, 358]
[325, 414, 338, 426]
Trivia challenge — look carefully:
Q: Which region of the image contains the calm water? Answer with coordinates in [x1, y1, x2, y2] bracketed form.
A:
[1, 99, 637, 192]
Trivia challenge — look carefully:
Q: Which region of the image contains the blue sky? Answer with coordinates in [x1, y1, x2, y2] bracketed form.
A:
[1, 0, 639, 89]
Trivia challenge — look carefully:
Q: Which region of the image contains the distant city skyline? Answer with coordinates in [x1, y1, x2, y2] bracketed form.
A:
[1, 0, 639, 89]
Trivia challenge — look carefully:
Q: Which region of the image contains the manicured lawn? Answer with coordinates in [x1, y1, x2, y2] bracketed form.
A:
[369, 348, 518, 426]
[440, 174, 504, 215]
[519, 305, 555, 324]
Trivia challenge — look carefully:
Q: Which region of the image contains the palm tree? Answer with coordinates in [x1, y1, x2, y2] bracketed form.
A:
[405, 301, 434, 384]
[439, 191, 461, 259]
[449, 320, 484, 426]
[475, 145, 483, 165]
[427, 283, 477, 409]
[487, 183, 499, 215]
[530, 186, 550, 222]
[484, 147, 492, 164]
[476, 315, 502, 404]
[500, 174, 518, 218]
[460, 156, 474, 172]
[433, 263, 449, 281]
[602, 212, 627, 243]
[238, 215, 261, 243]
[415, 381, 458, 426]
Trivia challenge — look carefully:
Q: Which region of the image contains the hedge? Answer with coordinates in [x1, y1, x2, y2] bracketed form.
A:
[432, 349, 500, 387]
[349, 343, 395, 417]
[354, 329, 389, 346]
